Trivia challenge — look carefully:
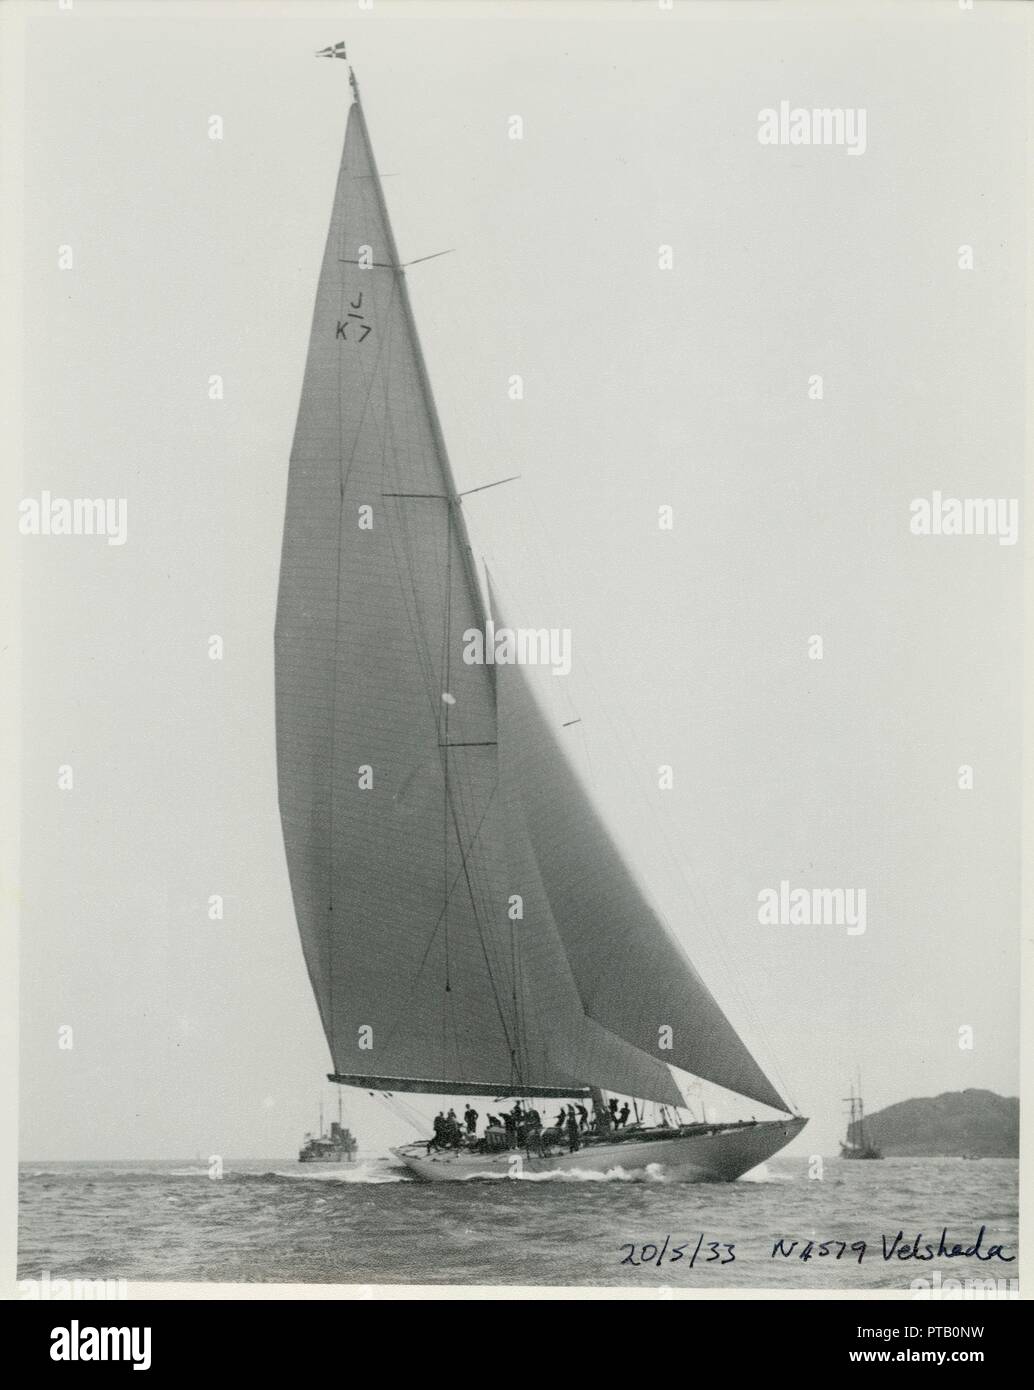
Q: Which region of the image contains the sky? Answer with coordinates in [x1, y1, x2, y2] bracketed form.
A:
[13, 0, 1026, 1161]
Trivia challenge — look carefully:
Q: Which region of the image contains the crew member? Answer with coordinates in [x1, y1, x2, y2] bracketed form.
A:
[428, 1111, 447, 1154]
[566, 1110, 581, 1153]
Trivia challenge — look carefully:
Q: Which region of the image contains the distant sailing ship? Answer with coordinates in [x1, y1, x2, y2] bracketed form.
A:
[298, 1093, 358, 1164]
[274, 46, 807, 1181]
[840, 1080, 882, 1160]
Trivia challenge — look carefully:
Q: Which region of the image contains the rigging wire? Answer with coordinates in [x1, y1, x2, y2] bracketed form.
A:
[376, 1091, 428, 1135]
[374, 276, 520, 1085]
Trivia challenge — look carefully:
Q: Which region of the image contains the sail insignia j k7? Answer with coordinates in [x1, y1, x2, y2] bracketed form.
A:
[275, 49, 806, 1180]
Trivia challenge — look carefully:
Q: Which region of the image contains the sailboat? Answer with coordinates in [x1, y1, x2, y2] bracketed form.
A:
[274, 46, 807, 1181]
[840, 1080, 882, 1160]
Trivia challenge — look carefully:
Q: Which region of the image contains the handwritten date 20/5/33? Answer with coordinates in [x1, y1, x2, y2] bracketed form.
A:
[619, 1235, 735, 1268]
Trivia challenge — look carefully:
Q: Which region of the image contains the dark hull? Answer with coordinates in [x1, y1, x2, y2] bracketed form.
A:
[840, 1144, 882, 1160]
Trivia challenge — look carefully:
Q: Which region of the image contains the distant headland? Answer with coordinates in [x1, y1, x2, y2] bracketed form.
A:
[854, 1089, 1017, 1158]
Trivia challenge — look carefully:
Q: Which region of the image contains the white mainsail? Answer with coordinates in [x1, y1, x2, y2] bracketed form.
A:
[275, 79, 789, 1115]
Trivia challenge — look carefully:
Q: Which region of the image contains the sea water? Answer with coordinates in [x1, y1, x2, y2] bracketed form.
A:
[17, 1156, 1017, 1292]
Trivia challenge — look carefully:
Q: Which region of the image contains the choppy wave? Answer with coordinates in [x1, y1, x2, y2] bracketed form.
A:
[18, 1155, 1018, 1290]
[454, 1162, 669, 1183]
[261, 1161, 409, 1185]
[740, 1164, 796, 1183]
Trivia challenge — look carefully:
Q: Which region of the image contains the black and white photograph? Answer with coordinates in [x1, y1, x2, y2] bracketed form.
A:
[3, 0, 1028, 1322]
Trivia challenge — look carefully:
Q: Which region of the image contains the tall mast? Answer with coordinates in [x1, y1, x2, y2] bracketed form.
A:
[843, 1083, 856, 1144]
[345, 58, 490, 634]
[345, 53, 528, 1090]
